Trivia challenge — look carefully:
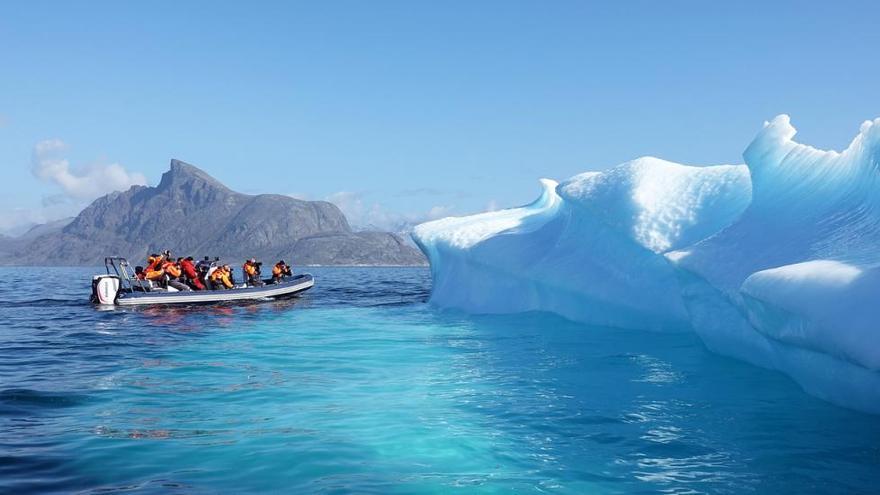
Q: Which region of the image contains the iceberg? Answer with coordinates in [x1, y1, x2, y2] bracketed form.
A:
[414, 158, 751, 331]
[413, 115, 880, 414]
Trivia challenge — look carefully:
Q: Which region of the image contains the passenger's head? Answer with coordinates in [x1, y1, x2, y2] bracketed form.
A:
[249, 258, 256, 264]
[186, 256, 193, 261]
[278, 260, 285, 266]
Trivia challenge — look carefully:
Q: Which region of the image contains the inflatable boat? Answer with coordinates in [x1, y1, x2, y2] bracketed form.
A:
[91, 257, 314, 306]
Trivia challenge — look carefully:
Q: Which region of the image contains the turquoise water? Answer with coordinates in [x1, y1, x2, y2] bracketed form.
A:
[1, 267, 879, 493]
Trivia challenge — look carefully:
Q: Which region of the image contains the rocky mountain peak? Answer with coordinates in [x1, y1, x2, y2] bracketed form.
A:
[157, 159, 231, 193]
[0, 159, 426, 266]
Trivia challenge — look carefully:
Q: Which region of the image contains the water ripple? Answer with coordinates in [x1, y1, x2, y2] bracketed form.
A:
[0, 267, 878, 493]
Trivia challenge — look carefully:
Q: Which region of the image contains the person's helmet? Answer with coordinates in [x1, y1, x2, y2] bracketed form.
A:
[249, 258, 256, 263]
[278, 260, 285, 265]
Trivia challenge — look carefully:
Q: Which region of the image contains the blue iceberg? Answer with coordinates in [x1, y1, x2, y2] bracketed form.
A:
[413, 115, 880, 413]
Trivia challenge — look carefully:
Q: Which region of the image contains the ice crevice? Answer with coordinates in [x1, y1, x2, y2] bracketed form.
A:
[413, 115, 880, 414]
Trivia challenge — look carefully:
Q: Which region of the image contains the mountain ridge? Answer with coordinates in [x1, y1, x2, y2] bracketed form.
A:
[0, 160, 426, 266]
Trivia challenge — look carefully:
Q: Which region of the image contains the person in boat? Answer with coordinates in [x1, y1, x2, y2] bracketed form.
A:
[131, 265, 152, 291]
[199, 257, 216, 286]
[225, 264, 237, 286]
[272, 260, 292, 284]
[243, 258, 264, 287]
[209, 264, 234, 290]
[148, 249, 171, 268]
[144, 253, 159, 272]
[144, 253, 166, 285]
[196, 256, 212, 274]
[161, 257, 192, 292]
[179, 256, 205, 290]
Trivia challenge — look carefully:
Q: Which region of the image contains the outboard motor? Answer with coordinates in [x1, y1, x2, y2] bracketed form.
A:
[91, 275, 120, 305]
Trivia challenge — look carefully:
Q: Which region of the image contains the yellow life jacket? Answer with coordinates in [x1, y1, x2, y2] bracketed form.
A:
[164, 262, 182, 278]
[211, 268, 233, 288]
[244, 262, 257, 277]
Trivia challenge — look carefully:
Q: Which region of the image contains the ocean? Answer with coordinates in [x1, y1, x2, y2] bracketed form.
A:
[1, 266, 878, 494]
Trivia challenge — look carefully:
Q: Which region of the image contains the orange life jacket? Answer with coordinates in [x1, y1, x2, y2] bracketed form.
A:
[272, 264, 283, 277]
[210, 268, 233, 288]
[244, 262, 257, 277]
[164, 262, 182, 278]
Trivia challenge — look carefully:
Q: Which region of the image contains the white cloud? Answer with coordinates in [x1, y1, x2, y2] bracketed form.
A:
[31, 139, 147, 201]
[325, 191, 452, 233]
[426, 205, 453, 218]
[0, 139, 150, 237]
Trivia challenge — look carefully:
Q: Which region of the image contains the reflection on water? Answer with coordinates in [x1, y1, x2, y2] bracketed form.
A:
[0, 267, 879, 494]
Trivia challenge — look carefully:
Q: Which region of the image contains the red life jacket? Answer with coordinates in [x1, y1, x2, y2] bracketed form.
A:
[180, 259, 198, 278]
[179, 259, 205, 290]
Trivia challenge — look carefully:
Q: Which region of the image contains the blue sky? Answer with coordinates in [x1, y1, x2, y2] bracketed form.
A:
[1, 1, 878, 232]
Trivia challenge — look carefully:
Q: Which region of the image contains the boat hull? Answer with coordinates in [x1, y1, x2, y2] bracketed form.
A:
[114, 274, 314, 306]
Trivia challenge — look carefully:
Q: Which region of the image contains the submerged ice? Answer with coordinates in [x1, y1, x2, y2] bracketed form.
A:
[413, 115, 880, 414]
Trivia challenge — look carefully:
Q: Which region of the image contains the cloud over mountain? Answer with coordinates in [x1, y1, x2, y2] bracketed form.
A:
[3, 159, 425, 266]
[31, 139, 147, 201]
[325, 190, 452, 233]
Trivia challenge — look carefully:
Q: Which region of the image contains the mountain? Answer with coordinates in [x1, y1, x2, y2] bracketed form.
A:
[17, 217, 75, 241]
[0, 217, 75, 260]
[0, 160, 426, 266]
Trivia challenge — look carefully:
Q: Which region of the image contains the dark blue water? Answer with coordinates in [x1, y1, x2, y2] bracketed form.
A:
[1, 267, 878, 494]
